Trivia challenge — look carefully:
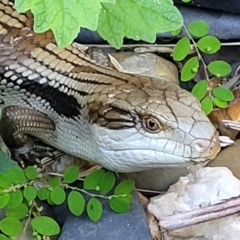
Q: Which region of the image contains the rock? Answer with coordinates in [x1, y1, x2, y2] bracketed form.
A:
[57, 191, 152, 240]
[207, 139, 240, 180]
[148, 167, 240, 240]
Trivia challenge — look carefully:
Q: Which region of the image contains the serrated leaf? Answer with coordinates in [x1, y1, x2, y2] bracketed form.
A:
[50, 186, 66, 205]
[197, 36, 221, 54]
[99, 171, 116, 195]
[181, 56, 199, 81]
[114, 179, 135, 195]
[15, 0, 32, 12]
[201, 97, 213, 115]
[0, 193, 10, 209]
[48, 177, 60, 188]
[0, 173, 11, 189]
[23, 186, 37, 201]
[207, 61, 232, 77]
[32, 216, 60, 236]
[213, 98, 228, 108]
[0, 217, 23, 237]
[173, 37, 191, 61]
[187, 20, 209, 37]
[84, 169, 105, 190]
[87, 198, 103, 222]
[68, 191, 85, 216]
[0, 234, 9, 240]
[191, 80, 208, 101]
[212, 87, 234, 101]
[7, 166, 25, 184]
[109, 194, 132, 213]
[98, 0, 183, 49]
[63, 166, 79, 184]
[37, 187, 49, 201]
[6, 204, 28, 220]
[7, 190, 23, 209]
[24, 166, 38, 180]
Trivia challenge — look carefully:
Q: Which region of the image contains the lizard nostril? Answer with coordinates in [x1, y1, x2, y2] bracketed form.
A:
[192, 139, 210, 153]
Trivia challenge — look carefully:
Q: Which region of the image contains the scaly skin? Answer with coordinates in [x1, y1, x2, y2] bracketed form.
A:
[0, 0, 220, 172]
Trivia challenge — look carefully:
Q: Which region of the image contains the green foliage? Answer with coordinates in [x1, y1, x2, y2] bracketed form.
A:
[15, 0, 183, 49]
[0, 164, 135, 238]
[173, 20, 233, 115]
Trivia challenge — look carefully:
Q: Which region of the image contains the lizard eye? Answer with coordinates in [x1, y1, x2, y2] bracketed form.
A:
[143, 117, 161, 133]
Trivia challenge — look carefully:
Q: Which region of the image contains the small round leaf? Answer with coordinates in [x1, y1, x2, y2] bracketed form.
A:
[50, 186, 66, 205]
[23, 186, 37, 201]
[6, 203, 28, 220]
[0, 217, 23, 236]
[181, 57, 199, 81]
[87, 198, 103, 222]
[68, 191, 85, 216]
[99, 171, 116, 195]
[48, 177, 60, 188]
[63, 166, 79, 184]
[173, 37, 191, 61]
[109, 194, 132, 213]
[31, 216, 60, 236]
[191, 80, 208, 101]
[7, 166, 25, 184]
[171, 27, 182, 36]
[212, 87, 234, 102]
[7, 190, 23, 209]
[197, 36, 221, 54]
[114, 179, 135, 195]
[84, 169, 105, 190]
[207, 61, 232, 77]
[0, 234, 9, 240]
[0, 173, 11, 189]
[181, 0, 191, 2]
[213, 98, 228, 108]
[201, 97, 213, 115]
[187, 20, 209, 37]
[0, 193, 10, 209]
[37, 187, 49, 201]
[24, 166, 38, 180]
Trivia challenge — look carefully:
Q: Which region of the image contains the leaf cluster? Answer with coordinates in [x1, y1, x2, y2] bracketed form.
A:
[173, 20, 234, 115]
[0, 165, 135, 238]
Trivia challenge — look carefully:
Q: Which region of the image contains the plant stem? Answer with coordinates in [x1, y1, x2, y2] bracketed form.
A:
[183, 24, 210, 82]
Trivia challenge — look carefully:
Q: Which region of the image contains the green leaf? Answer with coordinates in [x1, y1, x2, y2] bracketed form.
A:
[63, 166, 79, 184]
[31, 216, 60, 236]
[37, 187, 49, 201]
[212, 87, 234, 102]
[68, 191, 85, 216]
[181, 0, 191, 2]
[7, 190, 23, 209]
[207, 61, 232, 77]
[23, 186, 37, 201]
[114, 179, 135, 195]
[99, 171, 116, 195]
[24, 166, 38, 180]
[84, 169, 105, 190]
[0, 217, 23, 237]
[0, 234, 9, 240]
[48, 177, 61, 188]
[0, 173, 11, 189]
[181, 56, 199, 81]
[197, 36, 221, 54]
[98, 0, 183, 49]
[171, 27, 182, 36]
[6, 204, 28, 220]
[0, 151, 17, 173]
[173, 37, 191, 61]
[50, 186, 66, 205]
[213, 98, 228, 108]
[191, 80, 208, 101]
[87, 198, 103, 222]
[7, 166, 25, 184]
[201, 97, 213, 115]
[109, 194, 132, 213]
[0, 193, 10, 209]
[187, 20, 209, 37]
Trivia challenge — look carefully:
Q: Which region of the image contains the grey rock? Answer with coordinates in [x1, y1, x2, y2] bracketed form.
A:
[58, 191, 152, 240]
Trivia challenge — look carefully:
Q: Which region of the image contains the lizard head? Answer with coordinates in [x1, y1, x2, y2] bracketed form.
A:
[88, 78, 220, 172]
